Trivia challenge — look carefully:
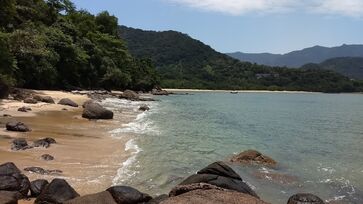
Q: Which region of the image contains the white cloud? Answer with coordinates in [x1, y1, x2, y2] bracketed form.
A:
[167, 0, 363, 17]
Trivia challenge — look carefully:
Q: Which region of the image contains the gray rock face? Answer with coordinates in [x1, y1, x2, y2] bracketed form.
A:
[30, 179, 49, 197]
[106, 186, 152, 204]
[120, 90, 139, 100]
[11, 138, 32, 151]
[151, 89, 169, 95]
[33, 138, 56, 148]
[287, 193, 325, 204]
[33, 95, 55, 104]
[64, 191, 117, 204]
[82, 102, 113, 120]
[23, 98, 37, 104]
[35, 179, 80, 204]
[6, 122, 30, 132]
[0, 162, 30, 197]
[58, 98, 79, 107]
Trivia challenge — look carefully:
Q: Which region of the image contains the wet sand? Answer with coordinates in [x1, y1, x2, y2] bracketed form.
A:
[0, 90, 138, 201]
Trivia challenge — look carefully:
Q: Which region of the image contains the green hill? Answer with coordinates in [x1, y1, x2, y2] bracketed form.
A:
[118, 26, 363, 93]
[301, 57, 363, 80]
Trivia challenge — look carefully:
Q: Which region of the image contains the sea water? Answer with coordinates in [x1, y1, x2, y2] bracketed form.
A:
[110, 92, 363, 204]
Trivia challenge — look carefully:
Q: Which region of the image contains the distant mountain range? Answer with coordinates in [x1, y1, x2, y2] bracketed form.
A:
[118, 26, 363, 92]
[227, 45, 363, 68]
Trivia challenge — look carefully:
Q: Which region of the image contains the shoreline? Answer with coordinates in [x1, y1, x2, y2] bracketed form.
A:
[165, 88, 321, 94]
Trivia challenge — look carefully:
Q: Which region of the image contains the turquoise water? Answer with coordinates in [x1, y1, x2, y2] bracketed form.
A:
[112, 92, 363, 203]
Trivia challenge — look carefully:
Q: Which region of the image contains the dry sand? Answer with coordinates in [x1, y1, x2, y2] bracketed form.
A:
[0, 90, 139, 202]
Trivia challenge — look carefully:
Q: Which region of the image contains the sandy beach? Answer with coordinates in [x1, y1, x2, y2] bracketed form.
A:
[0, 90, 139, 202]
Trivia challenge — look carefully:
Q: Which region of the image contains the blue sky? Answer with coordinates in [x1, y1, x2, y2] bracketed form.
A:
[72, 0, 363, 54]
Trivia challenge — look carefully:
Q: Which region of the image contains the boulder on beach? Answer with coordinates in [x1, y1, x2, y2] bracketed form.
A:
[230, 150, 277, 168]
[0, 162, 30, 197]
[120, 90, 139, 100]
[41, 154, 54, 161]
[151, 88, 169, 95]
[35, 178, 79, 204]
[34, 95, 55, 104]
[58, 98, 79, 107]
[24, 167, 62, 175]
[64, 191, 117, 204]
[82, 102, 113, 120]
[6, 122, 31, 132]
[23, 97, 38, 104]
[33, 137, 56, 148]
[11, 138, 32, 151]
[170, 183, 227, 197]
[106, 186, 152, 204]
[162, 189, 269, 204]
[30, 179, 49, 197]
[139, 104, 150, 111]
[17, 106, 32, 112]
[0, 191, 22, 204]
[82, 100, 94, 108]
[287, 193, 325, 204]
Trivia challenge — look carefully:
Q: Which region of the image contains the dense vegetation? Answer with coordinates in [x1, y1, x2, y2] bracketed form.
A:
[227, 44, 363, 68]
[0, 0, 159, 92]
[119, 26, 363, 92]
[301, 57, 363, 80]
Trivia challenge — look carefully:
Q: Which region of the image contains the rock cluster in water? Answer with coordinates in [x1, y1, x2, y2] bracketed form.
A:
[0, 161, 326, 204]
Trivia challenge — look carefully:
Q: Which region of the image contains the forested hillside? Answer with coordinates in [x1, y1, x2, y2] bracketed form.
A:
[0, 0, 159, 92]
[301, 57, 363, 80]
[118, 26, 363, 92]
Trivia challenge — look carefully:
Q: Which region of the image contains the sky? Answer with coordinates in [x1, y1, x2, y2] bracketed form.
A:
[71, 0, 363, 54]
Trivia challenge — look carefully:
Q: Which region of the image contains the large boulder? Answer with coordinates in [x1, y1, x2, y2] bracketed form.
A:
[30, 179, 49, 197]
[58, 98, 78, 107]
[82, 102, 113, 120]
[230, 150, 277, 168]
[0, 162, 30, 197]
[161, 189, 269, 204]
[64, 191, 117, 204]
[6, 122, 30, 132]
[106, 186, 152, 204]
[33, 95, 55, 104]
[35, 179, 79, 204]
[33, 138, 56, 148]
[178, 162, 258, 198]
[23, 98, 38, 104]
[287, 193, 325, 204]
[11, 138, 32, 151]
[0, 191, 22, 204]
[151, 89, 169, 96]
[120, 90, 139, 100]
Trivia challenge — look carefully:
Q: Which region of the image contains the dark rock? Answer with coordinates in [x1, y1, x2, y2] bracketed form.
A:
[287, 193, 325, 204]
[41, 154, 54, 161]
[11, 138, 32, 151]
[0, 191, 22, 204]
[3, 114, 12, 117]
[58, 98, 78, 107]
[82, 100, 94, 108]
[64, 191, 117, 204]
[24, 167, 62, 175]
[33, 95, 55, 104]
[106, 186, 152, 204]
[161, 189, 269, 204]
[35, 179, 79, 204]
[10, 88, 34, 101]
[178, 161, 258, 198]
[17, 106, 31, 112]
[147, 194, 169, 204]
[230, 149, 277, 167]
[82, 102, 113, 120]
[139, 104, 150, 111]
[170, 183, 227, 197]
[33, 138, 56, 148]
[23, 98, 37, 104]
[6, 122, 30, 132]
[0, 162, 30, 197]
[120, 90, 139, 100]
[30, 179, 49, 197]
[0, 78, 10, 99]
[62, 108, 68, 111]
[151, 89, 169, 96]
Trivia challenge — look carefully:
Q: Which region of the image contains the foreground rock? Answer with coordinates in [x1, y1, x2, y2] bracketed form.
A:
[287, 193, 325, 204]
[17, 106, 32, 112]
[230, 150, 277, 168]
[6, 122, 30, 132]
[41, 154, 54, 161]
[11, 138, 32, 151]
[139, 104, 150, 111]
[106, 186, 152, 204]
[35, 179, 79, 204]
[0, 191, 22, 204]
[33, 95, 55, 104]
[23, 97, 38, 104]
[162, 189, 269, 204]
[82, 102, 113, 120]
[0, 162, 30, 197]
[178, 161, 258, 198]
[30, 179, 49, 197]
[65, 191, 117, 204]
[33, 138, 56, 148]
[24, 167, 62, 175]
[58, 98, 79, 107]
[120, 90, 140, 100]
